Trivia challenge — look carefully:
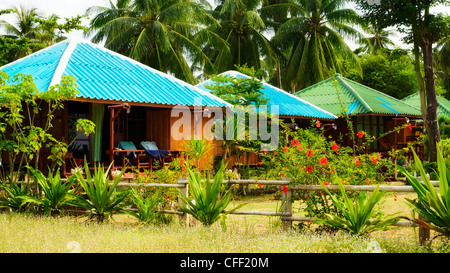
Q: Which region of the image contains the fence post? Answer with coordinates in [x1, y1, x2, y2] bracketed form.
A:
[178, 180, 189, 227]
[418, 215, 430, 245]
[281, 187, 292, 230]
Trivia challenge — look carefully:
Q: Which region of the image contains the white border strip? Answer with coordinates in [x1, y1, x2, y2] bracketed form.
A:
[49, 39, 78, 86]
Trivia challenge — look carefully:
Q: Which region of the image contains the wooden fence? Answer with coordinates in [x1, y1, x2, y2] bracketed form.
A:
[117, 178, 436, 244]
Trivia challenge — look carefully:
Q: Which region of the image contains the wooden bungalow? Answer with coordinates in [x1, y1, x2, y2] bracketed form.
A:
[294, 74, 423, 155]
[0, 38, 231, 176]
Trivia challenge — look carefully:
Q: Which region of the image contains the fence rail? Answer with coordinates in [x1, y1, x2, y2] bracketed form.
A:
[17, 177, 437, 243]
[118, 178, 436, 238]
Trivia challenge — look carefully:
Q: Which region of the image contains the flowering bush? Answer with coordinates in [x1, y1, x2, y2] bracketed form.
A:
[262, 122, 393, 186]
[258, 120, 395, 231]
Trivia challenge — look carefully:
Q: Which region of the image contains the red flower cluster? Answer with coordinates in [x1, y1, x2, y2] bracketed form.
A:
[291, 138, 299, 147]
[319, 157, 327, 166]
[357, 131, 364, 138]
[331, 142, 339, 154]
[307, 150, 313, 157]
[282, 185, 289, 193]
[306, 166, 313, 173]
[315, 120, 321, 128]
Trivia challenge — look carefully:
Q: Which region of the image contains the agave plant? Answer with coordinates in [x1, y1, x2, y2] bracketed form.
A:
[178, 162, 245, 229]
[318, 178, 399, 236]
[0, 177, 30, 212]
[126, 187, 165, 225]
[21, 169, 76, 216]
[71, 161, 129, 223]
[181, 138, 213, 170]
[398, 146, 450, 239]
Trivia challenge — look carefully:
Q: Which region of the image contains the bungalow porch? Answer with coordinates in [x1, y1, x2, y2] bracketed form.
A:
[0, 38, 230, 177]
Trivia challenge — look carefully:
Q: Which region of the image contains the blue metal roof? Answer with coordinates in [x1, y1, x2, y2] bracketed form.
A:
[0, 39, 230, 108]
[196, 71, 337, 120]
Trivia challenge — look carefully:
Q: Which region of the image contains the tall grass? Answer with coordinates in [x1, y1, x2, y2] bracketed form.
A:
[0, 213, 447, 253]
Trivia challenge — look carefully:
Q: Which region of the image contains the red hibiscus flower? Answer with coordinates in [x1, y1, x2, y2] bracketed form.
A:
[331, 142, 339, 154]
[182, 166, 186, 172]
[282, 185, 289, 193]
[408, 123, 412, 131]
[323, 181, 330, 186]
[319, 157, 327, 166]
[366, 178, 370, 185]
[283, 146, 288, 153]
[259, 161, 263, 166]
[355, 158, 361, 167]
[307, 150, 313, 157]
[263, 149, 268, 154]
[371, 157, 377, 164]
[306, 166, 313, 173]
[357, 131, 364, 138]
[291, 138, 299, 147]
[315, 120, 321, 128]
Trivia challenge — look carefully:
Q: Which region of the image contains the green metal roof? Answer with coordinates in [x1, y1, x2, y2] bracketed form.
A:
[402, 93, 450, 118]
[294, 74, 422, 117]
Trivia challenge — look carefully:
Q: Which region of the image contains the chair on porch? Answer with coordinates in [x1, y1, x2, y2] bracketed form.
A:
[116, 141, 148, 171]
[139, 141, 180, 168]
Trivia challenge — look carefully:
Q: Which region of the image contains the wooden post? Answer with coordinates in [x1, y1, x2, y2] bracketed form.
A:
[281, 187, 292, 230]
[178, 180, 189, 226]
[419, 215, 430, 245]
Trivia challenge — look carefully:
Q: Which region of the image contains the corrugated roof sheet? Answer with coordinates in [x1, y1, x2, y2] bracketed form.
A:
[402, 92, 450, 118]
[294, 74, 422, 117]
[196, 71, 337, 120]
[0, 38, 230, 108]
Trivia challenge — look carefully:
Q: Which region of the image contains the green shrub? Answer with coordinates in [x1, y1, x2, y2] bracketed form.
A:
[0, 177, 30, 212]
[126, 187, 169, 225]
[317, 178, 399, 236]
[178, 162, 245, 229]
[399, 146, 450, 239]
[71, 161, 129, 223]
[21, 169, 76, 216]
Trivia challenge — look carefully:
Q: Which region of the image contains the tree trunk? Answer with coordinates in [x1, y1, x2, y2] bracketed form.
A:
[413, 44, 427, 125]
[421, 36, 441, 162]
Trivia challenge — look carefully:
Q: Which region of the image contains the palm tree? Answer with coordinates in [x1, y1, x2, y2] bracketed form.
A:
[0, 6, 42, 41]
[260, 0, 291, 87]
[267, 0, 363, 91]
[199, 0, 277, 76]
[86, 0, 227, 84]
[435, 36, 450, 99]
[0, 6, 44, 61]
[361, 24, 395, 54]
